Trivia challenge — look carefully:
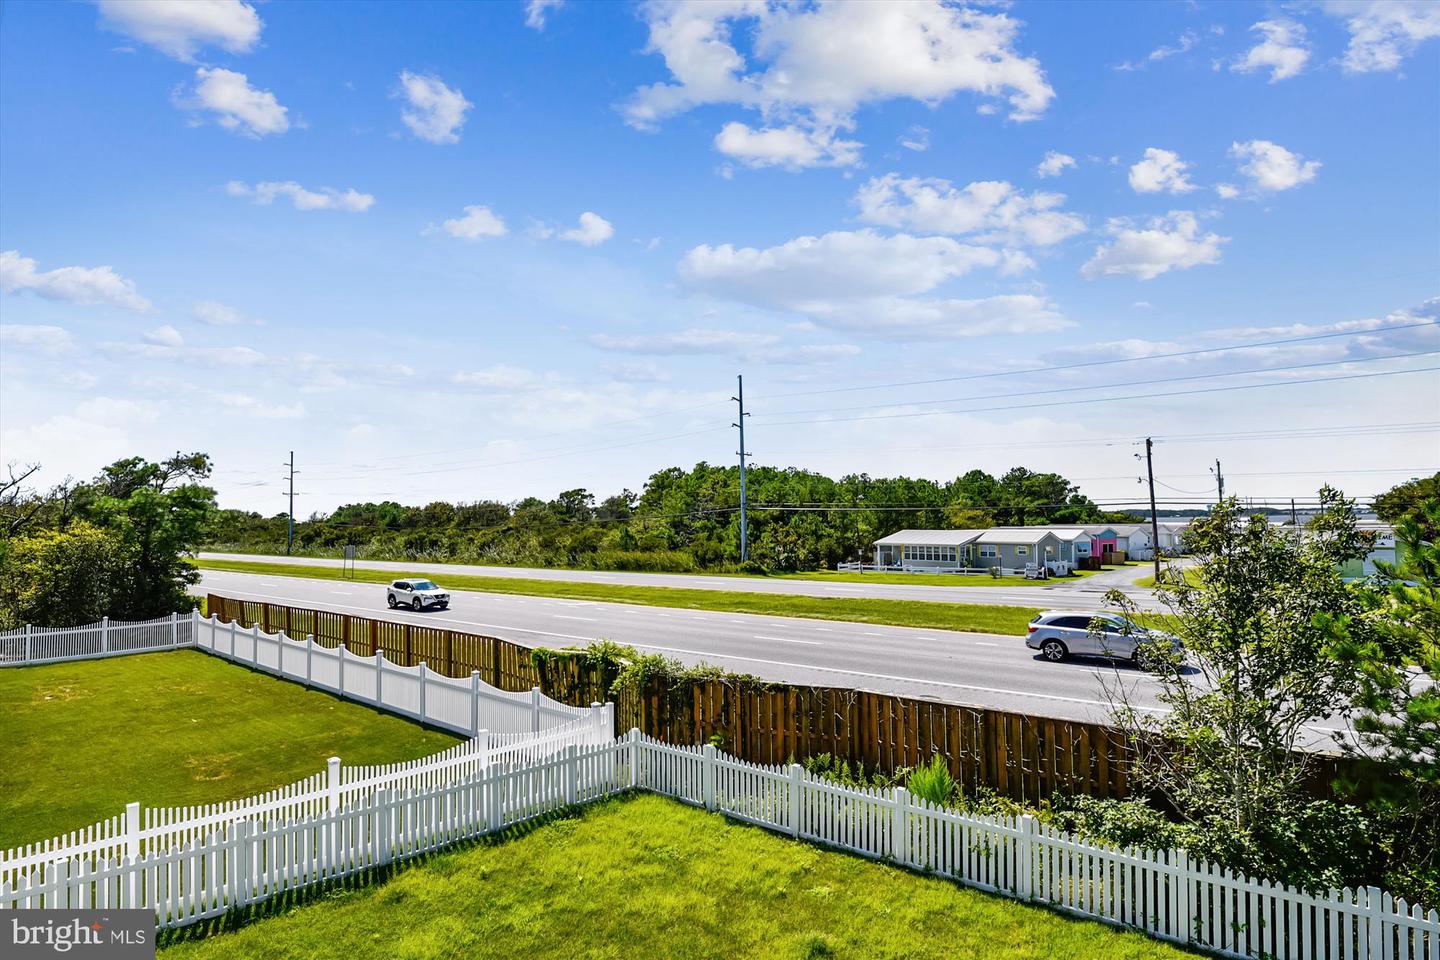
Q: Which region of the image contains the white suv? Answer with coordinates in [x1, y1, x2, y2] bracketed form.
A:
[387, 579, 450, 611]
[1025, 610, 1177, 663]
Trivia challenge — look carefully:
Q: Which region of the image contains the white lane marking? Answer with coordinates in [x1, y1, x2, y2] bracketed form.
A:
[810, 627, 833, 632]
[554, 615, 598, 622]
[862, 632, 885, 637]
[974, 642, 999, 647]
[754, 635, 822, 646]
[330, 590, 352, 595]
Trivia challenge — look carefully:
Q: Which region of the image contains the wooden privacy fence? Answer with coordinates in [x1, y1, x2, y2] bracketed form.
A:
[208, 593, 1132, 802]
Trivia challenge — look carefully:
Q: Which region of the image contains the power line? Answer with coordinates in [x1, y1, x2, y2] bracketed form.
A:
[748, 318, 1440, 401]
[754, 363, 1440, 429]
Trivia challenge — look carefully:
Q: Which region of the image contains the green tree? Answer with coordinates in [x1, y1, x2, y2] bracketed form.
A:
[0, 522, 125, 628]
[1103, 488, 1374, 888]
[1326, 502, 1440, 904]
[1373, 472, 1440, 541]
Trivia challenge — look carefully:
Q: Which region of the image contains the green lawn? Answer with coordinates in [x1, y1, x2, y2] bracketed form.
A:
[160, 794, 1199, 960]
[196, 558, 1043, 636]
[0, 651, 460, 849]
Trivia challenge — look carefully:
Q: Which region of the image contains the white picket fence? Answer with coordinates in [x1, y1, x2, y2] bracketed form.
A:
[0, 611, 611, 892]
[1, 733, 1435, 959]
[0, 613, 190, 666]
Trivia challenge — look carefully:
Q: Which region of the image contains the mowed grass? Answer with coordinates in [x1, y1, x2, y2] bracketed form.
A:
[195, 558, 1043, 636]
[0, 651, 460, 848]
[160, 794, 1199, 960]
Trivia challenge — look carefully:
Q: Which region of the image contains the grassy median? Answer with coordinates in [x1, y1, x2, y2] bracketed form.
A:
[160, 793, 1198, 960]
[0, 650, 460, 848]
[195, 558, 1044, 636]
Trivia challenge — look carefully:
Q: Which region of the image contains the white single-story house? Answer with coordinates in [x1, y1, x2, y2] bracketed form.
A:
[872, 529, 986, 570]
[974, 527, 1068, 572]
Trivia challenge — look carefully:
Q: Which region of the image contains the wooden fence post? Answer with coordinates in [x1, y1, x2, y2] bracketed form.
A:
[403, 624, 413, 665]
[444, 630, 453, 675]
[470, 671, 482, 737]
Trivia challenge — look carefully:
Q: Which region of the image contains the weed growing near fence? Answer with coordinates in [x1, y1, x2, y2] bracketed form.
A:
[0, 650, 460, 848]
[158, 793, 1201, 960]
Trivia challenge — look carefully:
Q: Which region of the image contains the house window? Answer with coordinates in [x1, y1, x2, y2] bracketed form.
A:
[979, 545, 998, 558]
[1016, 545, 1028, 556]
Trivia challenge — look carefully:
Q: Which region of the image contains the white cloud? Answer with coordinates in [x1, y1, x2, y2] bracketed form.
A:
[713, 121, 862, 170]
[192, 299, 262, 326]
[96, 0, 261, 62]
[1322, 0, 1440, 73]
[439, 205, 509, 240]
[1233, 20, 1310, 82]
[525, 0, 564, 30]
[1215, 183, 1241, 200]
[0, 250, 152, 312]
[182, 67, 289, 137]
[451, 365, 548, 389]
[1229, 140, 1321, 193]
[397, 71, 472, 145]
[1128, 147, 1196, 195]
[680, 229, 1001, 307]
[1035, 151, 1076, 178]
[143, 324, 184, 347]
[900, 125, 930, 152]
[587, 328, 858, 364]
[854, 174, 1085, 247]
[797, 294, 1071, 340]
[206, 391, 304, 419]
[1116, 29, 1201, 71]
[1081, 212, 1227, 281]
[226, 180, 375, 212]
[0, 324, 75, 356]
[559, 212, 614, 246]
[625, 1, 1053, 167]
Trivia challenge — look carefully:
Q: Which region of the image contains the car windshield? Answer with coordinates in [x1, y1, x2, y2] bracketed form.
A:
[412, 580, 438, 590]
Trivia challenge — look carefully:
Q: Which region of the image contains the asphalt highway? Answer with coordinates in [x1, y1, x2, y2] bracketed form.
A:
[194, 567, 1350, 749]
[199, 552, 1164, 611]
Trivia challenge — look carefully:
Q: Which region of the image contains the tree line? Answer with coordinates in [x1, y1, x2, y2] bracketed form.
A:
[208, 463, 1139, 571]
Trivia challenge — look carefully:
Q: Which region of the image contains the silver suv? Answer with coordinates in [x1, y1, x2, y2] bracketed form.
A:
[1025, 610, 1175, 663]
[387, 579, 450, 611]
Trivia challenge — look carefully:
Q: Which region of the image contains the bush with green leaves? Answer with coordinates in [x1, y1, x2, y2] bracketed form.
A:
[907, 754, 958, 807]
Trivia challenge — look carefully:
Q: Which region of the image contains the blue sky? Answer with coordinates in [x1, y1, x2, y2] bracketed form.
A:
[1, 0, 1437, 515]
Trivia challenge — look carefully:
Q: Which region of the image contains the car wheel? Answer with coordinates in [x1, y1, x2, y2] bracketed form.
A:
[386, 594, 397, 609]
[412, 598, 423, 611]
[1041, 639, 1067, 662]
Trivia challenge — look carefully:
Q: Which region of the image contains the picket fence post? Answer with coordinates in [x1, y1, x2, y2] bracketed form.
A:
[530, 687, 541, 733]
[488, 765, 504, 832]
[23, 624, 31, 662]
[418, 661, 429, 723]
[702, 744, 717, 811]
[229, 619, 237, 657]
[476, 729, 490, 768]
[327, 756, 342, 813]
[604, 701, 615, 739]
[590, 701, 604, 742]
[629, 728, 641, 790]
[123, 801, 141, 861]
[565, 744, 579, 805]
[101, 616, 109, 654]
[1017, 814, 1036, 899]
[305, 635, 314, 687]
[1368, 885, 1384, 958]
[892, 787, 910, 864]
[337, 642, 347, 694]
[789, 764, 804, 838]
[250, 624, 259, 666]
[377, 791, 394, 866]
[169, 611, 178, 648]
[470, 671, 481, 737]
[237, 820, 252, 905]
[374, 651, 384, 706]
[1181, 849, 1194, 945]
[191, 607, 200, 648]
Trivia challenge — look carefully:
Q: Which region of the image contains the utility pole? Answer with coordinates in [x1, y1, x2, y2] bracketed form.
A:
[732, 375, 751, 564]
[1144, 438, 1162, 583]
[1211, 458, 1225, 503]
[1290, 497, 1299, 541]
[283, 451, 298, 556]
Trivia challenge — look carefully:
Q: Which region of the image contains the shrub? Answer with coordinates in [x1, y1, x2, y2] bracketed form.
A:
[907, 755, 957, 807]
